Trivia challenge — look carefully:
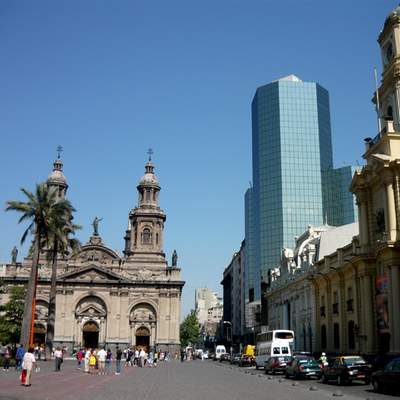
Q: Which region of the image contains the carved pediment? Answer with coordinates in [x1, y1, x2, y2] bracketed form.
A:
[59, 265, 130, 283]
[70, 242, 121, 265]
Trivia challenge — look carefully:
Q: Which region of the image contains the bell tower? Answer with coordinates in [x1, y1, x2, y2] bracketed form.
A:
[124, 153, 167, 265]
[46, 145, 68, 199]
[377, 6, 400, 130]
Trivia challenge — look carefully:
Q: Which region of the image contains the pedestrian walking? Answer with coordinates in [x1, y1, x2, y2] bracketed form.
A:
[21, 347, 36, 386]
[97, 347, 107, 375]
[153, 351, 158, 367]
[3, 346, 11, 371]
[139, 348, 145, 367]
[15, 344, 25, 370]
[105, 349, 112, 374]
[134, 349, 139, 366]
[76, 349, 83, 369]
[115, 346, 122, 375]
[84, 348, 90, 373]
[54, 347, 63, 371]
[89, 350, 97, 374]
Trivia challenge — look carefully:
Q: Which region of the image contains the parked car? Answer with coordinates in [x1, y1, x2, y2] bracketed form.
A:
[220, 353, 231, 362]
[214, 345, 227, 360]
[371, 357, 400, 393]
[230, 353, 241, 365]
[264, 356, 291, 374]
[285, 355, 322, 379]
[322, 356, 372, 385]
[239, 345, 256, 367]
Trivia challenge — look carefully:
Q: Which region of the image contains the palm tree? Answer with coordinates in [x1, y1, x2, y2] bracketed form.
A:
[45, 219, 80, 358]
[6, 183, 76, 348]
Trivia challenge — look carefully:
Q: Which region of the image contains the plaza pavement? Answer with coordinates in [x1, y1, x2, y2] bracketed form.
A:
[0, 359, 392, 400]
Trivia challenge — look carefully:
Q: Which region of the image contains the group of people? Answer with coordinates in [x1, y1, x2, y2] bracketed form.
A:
[75, 347, 120, 375]
[121, 347, 169, 368]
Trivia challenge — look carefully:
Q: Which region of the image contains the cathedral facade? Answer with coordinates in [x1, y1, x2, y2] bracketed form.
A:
[1, 156, 184, 354]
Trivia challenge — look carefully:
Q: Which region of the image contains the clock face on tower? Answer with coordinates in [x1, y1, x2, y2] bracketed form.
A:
[385, 42, 394, 64]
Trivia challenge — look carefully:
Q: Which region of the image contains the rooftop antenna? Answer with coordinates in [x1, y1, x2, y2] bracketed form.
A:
[374, 67, 382, 133]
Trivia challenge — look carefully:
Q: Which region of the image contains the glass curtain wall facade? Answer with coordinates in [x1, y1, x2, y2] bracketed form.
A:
[249, 76, 333, 300]
[323, 166, 359, 226]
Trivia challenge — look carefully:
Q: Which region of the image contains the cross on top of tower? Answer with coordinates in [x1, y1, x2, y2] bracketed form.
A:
[57, 145, 63, 159]
[147, 148, 153, 161]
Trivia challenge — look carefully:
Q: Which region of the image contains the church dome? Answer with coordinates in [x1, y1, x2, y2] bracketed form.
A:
[47, 159, 67, 186]
[139, 161, 159, 186]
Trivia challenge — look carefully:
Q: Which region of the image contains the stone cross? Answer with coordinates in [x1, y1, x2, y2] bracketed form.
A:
[57, 145, 63, 159]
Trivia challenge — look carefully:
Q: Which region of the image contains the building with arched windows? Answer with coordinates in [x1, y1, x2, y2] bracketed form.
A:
[0, 157, 184, 354]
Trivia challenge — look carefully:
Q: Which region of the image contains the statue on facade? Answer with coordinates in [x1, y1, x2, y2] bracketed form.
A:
[172, 250, 178, 267]
[11, 246, 18, 264]
[92, 216, 103, 236]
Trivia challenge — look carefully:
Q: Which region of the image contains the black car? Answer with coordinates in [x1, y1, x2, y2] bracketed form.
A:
[322, 356, 372, 385]
[285, 355, 322, 379]
[219, 353, 231, 362]
[371, 357, 400, 393]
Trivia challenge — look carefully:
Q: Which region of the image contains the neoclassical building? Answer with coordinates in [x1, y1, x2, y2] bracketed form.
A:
[1, 156, 184, 353]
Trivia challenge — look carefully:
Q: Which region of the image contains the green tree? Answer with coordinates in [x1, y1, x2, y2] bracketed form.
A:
[180, 310, 200, 347]
[0, 285, 26, 345]
[6, 183, 76, 347]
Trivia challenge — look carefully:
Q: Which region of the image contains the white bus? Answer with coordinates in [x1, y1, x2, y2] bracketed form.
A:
[255, 330, 295, 369]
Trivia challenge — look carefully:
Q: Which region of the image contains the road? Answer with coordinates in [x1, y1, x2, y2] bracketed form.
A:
[0, 359, 397, 400]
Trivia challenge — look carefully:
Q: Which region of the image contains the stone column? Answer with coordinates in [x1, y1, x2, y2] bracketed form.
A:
[338, 273, 347, 352]
[356, 192, 369, 247]
[151, 323, 156, 348]
[361, 275, 375, 353]
[385, 176, 397, 241]
[389, 266, 400, 352]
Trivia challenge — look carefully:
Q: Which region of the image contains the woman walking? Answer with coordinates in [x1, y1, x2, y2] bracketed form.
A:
[105, 349, 112, 375]
[3, 346, 11, 371]
[84, 348, 90, 373]
[89, 350, 97, 374]
[21, 347, 36, 386]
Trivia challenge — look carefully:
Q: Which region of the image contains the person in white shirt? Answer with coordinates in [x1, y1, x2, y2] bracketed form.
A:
[54, 347, 63, 371]
[134, 349, 139, 366]
[139, 348, 145, 367]
[84, 348, 91, 373]
[97, 347, 107, 375]
[22, 347, 36, 386]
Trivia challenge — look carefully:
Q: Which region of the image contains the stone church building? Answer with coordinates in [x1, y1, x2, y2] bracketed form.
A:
[1, 156, 184, 354]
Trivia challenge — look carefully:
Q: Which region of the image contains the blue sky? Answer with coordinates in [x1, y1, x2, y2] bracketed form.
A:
[0, 1, 395, 317]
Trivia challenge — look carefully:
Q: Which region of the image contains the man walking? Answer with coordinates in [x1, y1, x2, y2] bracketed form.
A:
[15, 344, 25, 370]
[115, 346, 122, 375]
[22, 347, 36, 386]
[97, 347, 107, 375]
[139, 348, 145, 367]
[54, 347, 63, 371]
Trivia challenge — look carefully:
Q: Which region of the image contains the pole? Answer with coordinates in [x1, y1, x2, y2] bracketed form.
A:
[29, 264, 39, 347]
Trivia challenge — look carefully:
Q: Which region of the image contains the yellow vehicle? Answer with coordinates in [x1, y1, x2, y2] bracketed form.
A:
[240, 345, 256, 367]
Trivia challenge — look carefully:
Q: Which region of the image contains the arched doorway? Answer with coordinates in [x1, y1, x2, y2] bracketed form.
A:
[83, 321, 99, 349]
[75, 295, 107, 348]
[135, 326, 150, 352]
[129, 302, 157, 350]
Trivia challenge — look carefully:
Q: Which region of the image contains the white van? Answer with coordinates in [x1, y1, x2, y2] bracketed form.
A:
[214, 345, 227, 360]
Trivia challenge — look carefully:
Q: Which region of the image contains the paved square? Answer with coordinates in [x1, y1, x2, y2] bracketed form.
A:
[0, 360, 384, 400]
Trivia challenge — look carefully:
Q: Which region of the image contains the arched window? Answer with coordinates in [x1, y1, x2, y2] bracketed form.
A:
[321, 324, 327, 349]
[142, 228, 152, 245]
[146, 190, 151, 201]
[156, 233, 159, 244]
[348, 321, 355, 349]
[333, 323, 340, 349]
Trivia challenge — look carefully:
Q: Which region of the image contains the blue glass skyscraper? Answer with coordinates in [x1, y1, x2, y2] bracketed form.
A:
[245, 75, 342, 302]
